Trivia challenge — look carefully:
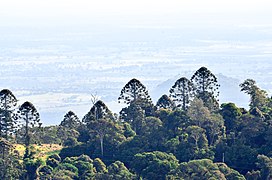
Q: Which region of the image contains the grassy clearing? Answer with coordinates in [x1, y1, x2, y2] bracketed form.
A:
[14, 144, 63, 160]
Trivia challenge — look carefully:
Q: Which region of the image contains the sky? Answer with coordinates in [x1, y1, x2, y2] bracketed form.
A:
[0, 0, 271, 26]
[0, 0, 272, 124]
[0, 0, 270, 15]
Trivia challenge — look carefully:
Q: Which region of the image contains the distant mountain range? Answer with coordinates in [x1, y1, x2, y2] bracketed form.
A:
[150, 73, 249, 109]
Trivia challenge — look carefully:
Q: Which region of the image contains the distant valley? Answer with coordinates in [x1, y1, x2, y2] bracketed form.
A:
[0, 24, 271, 124]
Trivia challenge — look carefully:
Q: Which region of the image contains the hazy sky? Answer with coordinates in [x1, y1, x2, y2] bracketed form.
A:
[1, 0, 271, 26]
[1, 0, 270, 15]
[1, 0, 272, 124]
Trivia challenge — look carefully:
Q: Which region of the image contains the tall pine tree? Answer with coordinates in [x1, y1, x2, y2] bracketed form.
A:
[156, 94, 176, 110]
[191, 67, 220, 111]
[118, 78, 151, 105]
[169, 77, 195, 110]
[15, 101, 41, 155]
[83, 100, 114, 124]
[0, 89, 18, 139]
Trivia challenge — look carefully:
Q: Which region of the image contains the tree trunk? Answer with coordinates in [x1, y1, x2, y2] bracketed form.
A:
[132, 83, 137, 102]
[25, 113, 30, 147]
[182, 81, 186, 111]
[202, 75, 205, 95]
[4, 97, 8, 139]
[100, 136, 104, 157]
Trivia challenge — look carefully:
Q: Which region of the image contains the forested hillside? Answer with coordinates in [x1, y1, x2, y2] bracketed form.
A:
[1, 66, 272, 179]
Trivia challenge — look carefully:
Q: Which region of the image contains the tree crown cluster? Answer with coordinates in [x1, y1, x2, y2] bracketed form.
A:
[1, 66, 272, 179]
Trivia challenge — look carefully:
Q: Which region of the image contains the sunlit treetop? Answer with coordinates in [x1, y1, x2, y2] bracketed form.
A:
[118, 78, 152, 105]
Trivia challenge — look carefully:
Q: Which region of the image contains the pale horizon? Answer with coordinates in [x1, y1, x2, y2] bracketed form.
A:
[0, 0, 272, 124]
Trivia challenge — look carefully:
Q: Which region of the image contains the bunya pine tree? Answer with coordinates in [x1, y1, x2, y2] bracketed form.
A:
[169, 77, 195, 110]
[0, 89, 18, 139]
[118, 78, 152, 105]
[156, 94, 176, 110]
[191, 67, 220, 111]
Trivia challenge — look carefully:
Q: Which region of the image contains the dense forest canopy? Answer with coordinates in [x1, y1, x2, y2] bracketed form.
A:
[1, 66, 272, 179]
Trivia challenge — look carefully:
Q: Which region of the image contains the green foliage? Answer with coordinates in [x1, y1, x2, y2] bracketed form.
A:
[60, 111, 81, 129]
[48, 153, 61, 161]
[186, 126, 208, 150]
[39, 154, 135, 180]
[117, 136, 144, 165]
[156, 94, 176, 110]
[24, 145, 38, 159]
[132, 151, 179, 180]
[74, 160, 95, 179]
[64, 137, 79, 147]
[15, 101, 41, 147]
[167, 159, 245, 180]
[51, 169, 78, 180]
[237, 114, 267, 148]
[16, 125, 62, 144]
[216, 163, 245, 180]
[191, 67, 220, 111]
[118, 78, 152, 105]
[5, 68, 272, 179]
[47, 157, 60, 168]
[245, 170, 261, 180]
[56, 163, 79, 176]
[0, 148, 22, 179]
[0, 137, 13, 158]
[107, 161, 136, 179]
[38, 165, 53, 179]
[88, 118, 125, 157]
[123, 122, 136, 138]
[120, 98, 155, 132]
[158, 109, 190, 137]
[83, 100, 114, 124]
[119, 80, 155, 134]
[225, 142, 258, 174]
[120, 102, 145, 134]
[187, 98, 211, 127]
[77, 125, 90, 143]
[141, 116, 162, 135]
[0, 89, 18, 139]
[169, 77, 195, 110]
[23, 157, 43, 180]
[250, 107, 265, 119]
[256, 154, 272, 180]
[59, 143, 91, 159]
[188, 98, 225, 146]
[93, 158, 108, 173]
[175, 125, 214, 162]
[61, 155, 96, 179]
[56, 111, 81, 145]
[220, 103, 242, 133]
[203, 114, 225, 146]
[240, 79, 269, 111]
